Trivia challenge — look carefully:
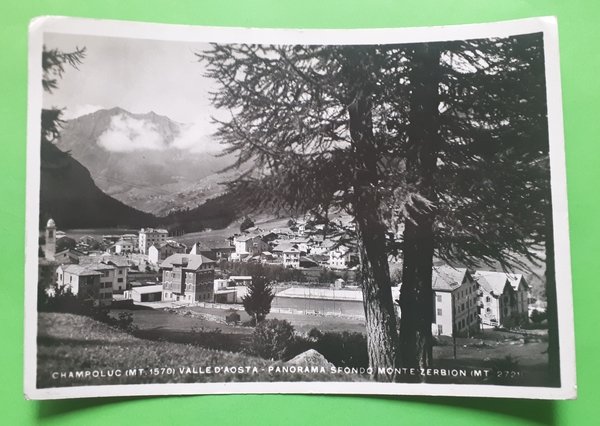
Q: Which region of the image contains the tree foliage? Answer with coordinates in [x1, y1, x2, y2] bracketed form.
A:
[248, 319, 296, 360]
[201, 34, 553, 377]
[41, 45, 86, 143]
[241, 276, 275, 324]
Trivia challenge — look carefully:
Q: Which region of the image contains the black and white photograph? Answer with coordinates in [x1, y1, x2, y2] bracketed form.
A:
[24, 16, 576, 400]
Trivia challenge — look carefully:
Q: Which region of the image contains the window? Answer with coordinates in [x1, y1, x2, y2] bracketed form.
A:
[118, 269, 123, 275]
[437, 324, 443, 335]
[436, 295, 442, 303]
[437, 308, 442, 316]
[117, 278, 123, 283]
[486, 296, 491, 303]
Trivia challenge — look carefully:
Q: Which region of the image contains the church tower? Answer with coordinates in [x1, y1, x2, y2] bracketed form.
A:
[44, 218, 56, 261]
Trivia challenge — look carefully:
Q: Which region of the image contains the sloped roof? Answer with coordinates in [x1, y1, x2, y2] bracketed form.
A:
[160, 253, 215, 270]
[79, 254, 129, 268]
[431, 266, 469, 292]
[86, 263, 114, 271]
[474, 271, 527, 295]
[473, 271, 508, 296]
[161, 241, 186, 250]
[62, 264, 102, 276]
[132, 284, 163, 294]
[104, 257, 129, 268]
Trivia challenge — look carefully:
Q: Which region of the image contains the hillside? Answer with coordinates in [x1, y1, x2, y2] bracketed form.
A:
[55, 107, 239, 215]
[39, 140, 156, 229]
[37, 312, 340, 388]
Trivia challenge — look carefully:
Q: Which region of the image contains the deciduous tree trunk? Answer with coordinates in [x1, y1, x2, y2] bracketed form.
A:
[349, 88, 400, 381]
[399, 43, 442, 372]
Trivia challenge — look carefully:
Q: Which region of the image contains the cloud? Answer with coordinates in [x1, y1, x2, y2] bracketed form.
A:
[171, 121, 224, 154]
[97, 114, 166, 152]
[62, 104, 105, 120]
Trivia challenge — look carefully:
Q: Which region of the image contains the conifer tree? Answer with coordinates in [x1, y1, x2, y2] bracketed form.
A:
[242, 276, 275, 324]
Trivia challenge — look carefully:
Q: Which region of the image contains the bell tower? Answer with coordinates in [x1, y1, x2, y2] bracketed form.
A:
[44, 218, 56, 261]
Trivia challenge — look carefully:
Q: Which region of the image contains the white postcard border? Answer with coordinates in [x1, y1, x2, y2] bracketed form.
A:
[24, 15, 576, 400]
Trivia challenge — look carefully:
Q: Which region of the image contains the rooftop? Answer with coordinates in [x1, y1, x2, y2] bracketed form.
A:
[61, 264, 103, 277]
[431, 266, 469, 292]
[160, 253, 215, 270]
[132, 284, 163, 294]
[473, 271, 526, 295]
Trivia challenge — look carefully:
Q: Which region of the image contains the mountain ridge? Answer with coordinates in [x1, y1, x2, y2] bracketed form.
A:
[55, 107, 238, 215]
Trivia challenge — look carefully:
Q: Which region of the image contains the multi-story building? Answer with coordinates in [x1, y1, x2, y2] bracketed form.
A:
[160, 254, 216, 303]
[79, 256, 129, 292]
[232, 235, 269, 260]
[431, 266, 480, 337]
[283, 247, 300, 268]
[55, 264, 107, 306]
[138, 228, 169, 254]
[328, 246, 353, 269]
[473, 271, 529, 328]
[190, 240, 235, 261]
[148, 241, 187, 264]
[114, 239, 135, 254]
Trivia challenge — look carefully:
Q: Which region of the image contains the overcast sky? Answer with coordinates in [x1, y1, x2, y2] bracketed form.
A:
[42, 32, 228, 153]
[43, 32, 219, 124]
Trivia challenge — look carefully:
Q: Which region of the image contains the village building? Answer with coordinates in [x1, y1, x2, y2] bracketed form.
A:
[290, 237, 310, 254]
[232, 235, 269, 260]
[190, 239, 235, 261]
[113, 238, 135, 254]
[128, 270, 161, 287]
[430, 266, 480, 337]
[54, 248, 86, 264]
[124, 284, 163, 303]
[79, 255, 129, 292]
[213, 279, 238, 303]
[149, 240, 187, 264]
[43, 218, 56, 261]
[138, 228, 169, 254]
[283, 247, 301, 268]
[328, 245, 354, 269]
[39, 219, 60, 293]
[228, 276, 253, 286]
[473, 271, 529, 328]
[55, 264, 108, 306]
[160, 254, 216, 303]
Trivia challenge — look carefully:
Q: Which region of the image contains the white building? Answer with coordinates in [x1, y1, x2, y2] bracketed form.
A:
[148, 240, 187, 264]
[473, 271, 529, 328]
[232, 235, 268, 260]
[79, 256, 129, 292]
[124, 284, 163, 302]
[114, 239, 135, 254]
[283, 247, 301, 268]
[55, 264, 108, 306]
[138, 228, 169, 254]
[328, 246, 352, 269]
[431, 266, 479, 337]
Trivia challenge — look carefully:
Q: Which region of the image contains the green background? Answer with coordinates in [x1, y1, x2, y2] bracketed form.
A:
[1, 0, 598, 424]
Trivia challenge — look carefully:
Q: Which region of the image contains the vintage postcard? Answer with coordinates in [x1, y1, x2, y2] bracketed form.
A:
[24, 16, 576, 400]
